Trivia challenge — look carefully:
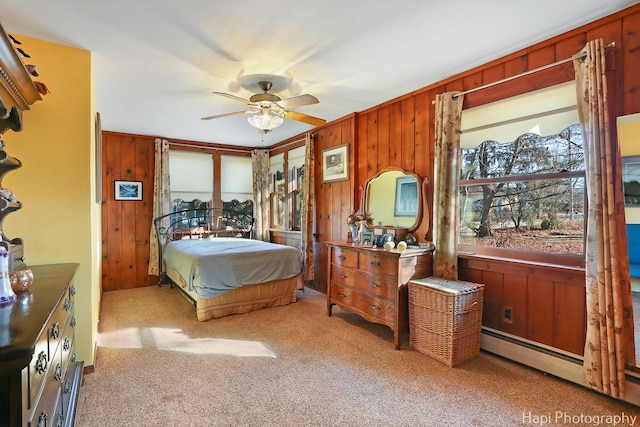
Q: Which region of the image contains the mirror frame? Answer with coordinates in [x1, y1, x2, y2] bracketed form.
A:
[363, 167, 427, 235]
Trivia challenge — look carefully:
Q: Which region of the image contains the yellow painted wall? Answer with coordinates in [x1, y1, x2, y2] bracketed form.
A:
[2, 35, 100, 366]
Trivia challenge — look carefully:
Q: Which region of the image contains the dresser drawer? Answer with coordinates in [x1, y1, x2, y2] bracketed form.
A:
[360, 270, 397, 299]
[48, 293, 72, 357]
[330, 282, 395, 324]
[331, 246, 358, 268]
[28, 380, 61, 427]
[60, 336, 76, 418]
[27, 334, 49, 410]
[330, 264, 359, 286]
[359, 251, 397, 275]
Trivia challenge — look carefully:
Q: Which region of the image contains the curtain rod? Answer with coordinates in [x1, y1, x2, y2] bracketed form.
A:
[168, 141, 250, 153]
[167, 133, 310, 153]
[433, 42, 615, 102]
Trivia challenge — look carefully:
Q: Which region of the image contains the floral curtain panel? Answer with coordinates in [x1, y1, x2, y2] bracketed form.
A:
[575, 38, 635, 399]
[252, 149, 270, 241]
[301, 133, 315, 282]
[148, 138, 171, 276]
[433, 92, 464, 280]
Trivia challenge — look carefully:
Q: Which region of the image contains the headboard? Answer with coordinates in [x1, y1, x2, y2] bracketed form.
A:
[153, 206, 255, 283]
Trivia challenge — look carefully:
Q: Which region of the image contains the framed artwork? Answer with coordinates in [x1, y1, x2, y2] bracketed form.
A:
[115, 180, 143, 201]
[322, 144, 349, 183]
[622, 156, 640, 207]
[394, 176, 418, 216]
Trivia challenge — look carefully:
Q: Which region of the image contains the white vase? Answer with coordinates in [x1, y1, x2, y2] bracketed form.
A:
[0, 248, 16, 304]
[350, 225, 359, 243]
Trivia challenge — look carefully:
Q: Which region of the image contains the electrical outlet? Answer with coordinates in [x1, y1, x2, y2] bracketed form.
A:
[503, 306, 513, 324]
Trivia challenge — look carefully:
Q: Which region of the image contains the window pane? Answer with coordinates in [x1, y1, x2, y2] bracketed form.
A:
[459, 124, 585, 257]
[221, 155, 253, 202]
[169, 150, 213, 203]
[460, 176, 584, 255]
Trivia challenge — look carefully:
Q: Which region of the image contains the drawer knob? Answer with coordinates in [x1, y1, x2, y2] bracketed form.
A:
[37, 411, 48, 427]
[63, 337, 71, 351]
[337, 293, 347, 298]
[70, 285, 76, 296]
[36, 351, 48, 374]
[51, 322, 60, 339]
[56, 413, 64, 427]
[338, 273, 347, 279]
[72, 352, 77, 363]
[63, 298, 71, 311]
[64, 379, 72, 394]
[369, 282, 380, 288]
[54, 363, 62, 381]
[368, 304, 381, 310]
[338, 255, 346, 261]
[71, 317, 77, 328]
[370, 261, 380, 267]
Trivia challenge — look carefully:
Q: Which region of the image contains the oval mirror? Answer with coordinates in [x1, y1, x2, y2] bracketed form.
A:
[364, 169, 423, 233]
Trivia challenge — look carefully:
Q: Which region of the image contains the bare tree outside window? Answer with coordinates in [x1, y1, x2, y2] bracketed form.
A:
[459, 124, 585, 257]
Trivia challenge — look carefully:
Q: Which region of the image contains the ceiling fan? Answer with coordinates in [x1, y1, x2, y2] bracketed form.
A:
[201, 81, 326, 133]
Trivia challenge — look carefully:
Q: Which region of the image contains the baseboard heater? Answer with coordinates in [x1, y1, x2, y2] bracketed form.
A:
[481, 327, 640, 407]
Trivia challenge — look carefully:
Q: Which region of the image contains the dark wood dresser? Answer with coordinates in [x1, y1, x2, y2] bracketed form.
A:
[0, 264, 83, 427]
[326, 242, 432, 349]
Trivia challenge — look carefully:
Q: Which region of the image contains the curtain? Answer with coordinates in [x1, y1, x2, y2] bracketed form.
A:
[575, 38, 635, 399]
[252, 149, 270, 241]
[432, 92, 464, 280]
[301, 133, 315, 283]
[148, 138, 171, 276]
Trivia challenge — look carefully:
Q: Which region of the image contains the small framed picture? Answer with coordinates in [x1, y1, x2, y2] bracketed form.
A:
[322, 144, 349, 183]
[115, 180, 143, 201]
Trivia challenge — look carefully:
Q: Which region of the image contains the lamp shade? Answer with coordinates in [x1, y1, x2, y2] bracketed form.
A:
[247, 109, 284, 132]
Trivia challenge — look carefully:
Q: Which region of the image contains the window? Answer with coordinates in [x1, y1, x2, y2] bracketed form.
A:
[458, 82, 585, 266]
[221, 155, 254, 217]
[169, 150, 213, 203]
[288, 146, 305, 230]
[269, 153, 286, 228]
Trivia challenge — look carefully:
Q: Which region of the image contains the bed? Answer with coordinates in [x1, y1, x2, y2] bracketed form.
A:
[154, 206, 303, 320]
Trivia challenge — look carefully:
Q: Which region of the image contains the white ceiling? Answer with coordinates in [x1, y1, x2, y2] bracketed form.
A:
[0, 1, 636, 148]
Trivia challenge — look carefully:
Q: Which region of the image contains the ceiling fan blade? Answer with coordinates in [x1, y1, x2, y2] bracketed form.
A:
[284, 111, 326, 127]
[201, 110, 252, 120]
[212, 92, 253, 105]
[277, 94, 319, 110]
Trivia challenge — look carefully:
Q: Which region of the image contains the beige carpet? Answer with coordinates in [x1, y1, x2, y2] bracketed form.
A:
[75, 285, 640, 427]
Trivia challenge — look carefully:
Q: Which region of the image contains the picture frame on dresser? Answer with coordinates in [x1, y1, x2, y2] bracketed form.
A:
[322, 144, 349, 183]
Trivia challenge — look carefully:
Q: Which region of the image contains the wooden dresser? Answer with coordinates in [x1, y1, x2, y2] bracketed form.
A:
[0, 264, 83, 427]
[326, 242, 432, 349]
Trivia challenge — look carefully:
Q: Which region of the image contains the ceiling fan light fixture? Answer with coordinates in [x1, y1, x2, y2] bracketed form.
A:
[247, 109, 284, 133]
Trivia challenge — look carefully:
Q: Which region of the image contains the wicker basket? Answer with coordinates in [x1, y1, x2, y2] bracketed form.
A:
[409, 277, 484, 367]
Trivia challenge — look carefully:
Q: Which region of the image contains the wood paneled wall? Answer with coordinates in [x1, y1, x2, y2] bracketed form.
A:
[310, 4, 640, 354]
[100, 132, 251, 292]
[101, 132, 156, 291]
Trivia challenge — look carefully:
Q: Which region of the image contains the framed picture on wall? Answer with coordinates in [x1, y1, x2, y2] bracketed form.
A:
[622, 156, 640, 207]
[322, 144, 349, 183]
[115, 180, 143, 201]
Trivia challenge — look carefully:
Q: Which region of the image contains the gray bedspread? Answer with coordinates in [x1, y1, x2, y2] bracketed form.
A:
[163, 237, 302, 298]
